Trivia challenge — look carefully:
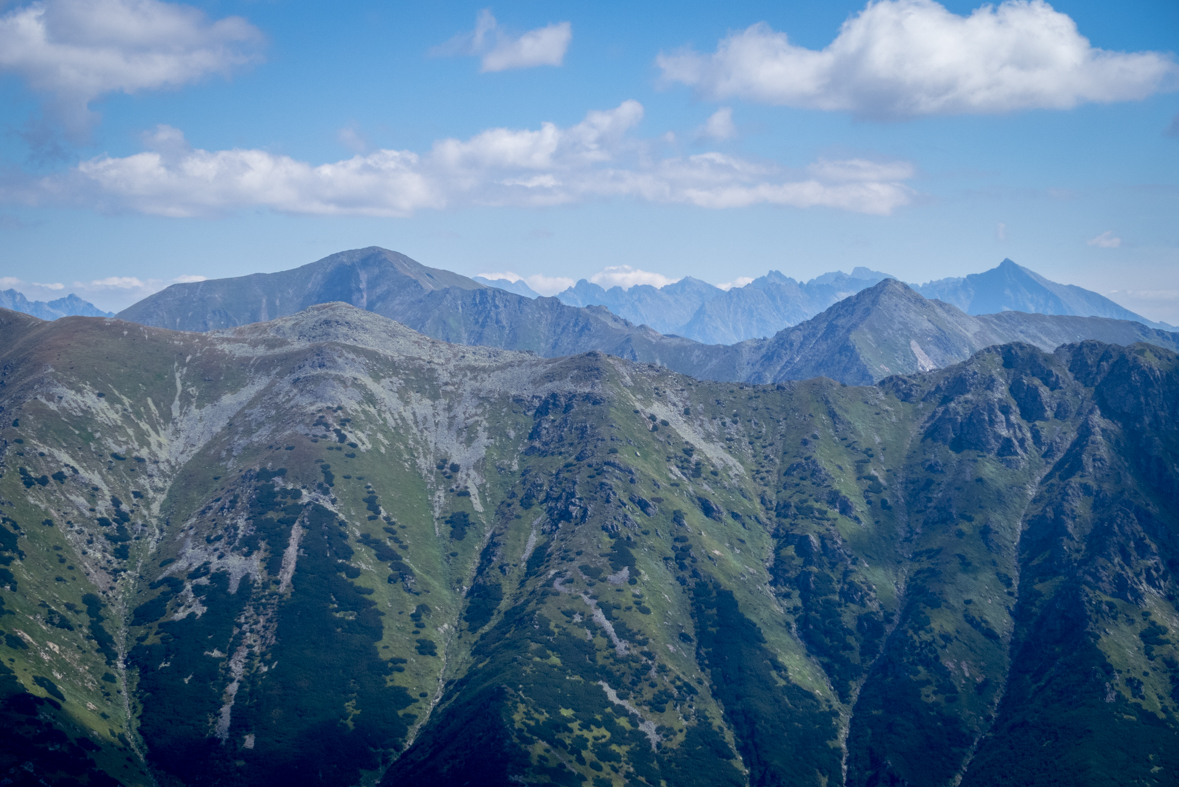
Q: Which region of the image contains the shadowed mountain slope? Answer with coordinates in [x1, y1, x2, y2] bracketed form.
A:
[0, 303, 1176, 786]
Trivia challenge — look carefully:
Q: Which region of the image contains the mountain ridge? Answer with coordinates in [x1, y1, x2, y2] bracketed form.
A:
[116, 248, 1179, 388]
[0, 301, 1176, 785]
[0, 289, 113, 321]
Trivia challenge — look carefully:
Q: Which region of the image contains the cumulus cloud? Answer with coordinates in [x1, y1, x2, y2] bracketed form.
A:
[657, 0, 1179, 119]
[27, 102, 917, 217]
[433, 9, 570, 72]
[1087, 230, 1121, 248]
[718, 276, 754, 291]
[696, 108, 737, 142]
[0, 0, 263, 135]
[590, 266, 680, 290]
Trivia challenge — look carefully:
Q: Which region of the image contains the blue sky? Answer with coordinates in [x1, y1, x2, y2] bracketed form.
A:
[0, 0, 1177, 320]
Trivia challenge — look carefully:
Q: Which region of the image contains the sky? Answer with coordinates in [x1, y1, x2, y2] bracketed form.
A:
[0, 0, 1177, 321]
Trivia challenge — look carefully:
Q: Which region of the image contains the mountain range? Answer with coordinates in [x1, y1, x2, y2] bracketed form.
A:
[482, 257, 1167, 345]
[118, 247, 1179, 387]
[0, 289, 112, 321]
[552, 267, 893, 344]
[0, 301, 1176, 786]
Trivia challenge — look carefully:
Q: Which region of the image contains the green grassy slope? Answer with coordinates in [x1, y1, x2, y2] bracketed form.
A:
[0, 304, 1175, 786]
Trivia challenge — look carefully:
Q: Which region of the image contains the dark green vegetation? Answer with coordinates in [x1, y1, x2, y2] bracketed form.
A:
[0, 302, 1176, 786]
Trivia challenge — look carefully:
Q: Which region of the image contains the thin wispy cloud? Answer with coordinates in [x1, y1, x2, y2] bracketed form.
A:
[0, 0, 264, 136]
[657, 0, 1179, 119]
[695, 108, 737, 142]
[25, 102, 918, 218]
[432, 9, 571, 73]
[1087, 230, 1121, 248]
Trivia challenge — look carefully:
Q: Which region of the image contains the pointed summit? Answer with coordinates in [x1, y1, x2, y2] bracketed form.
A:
[917, 258, 1161, 328]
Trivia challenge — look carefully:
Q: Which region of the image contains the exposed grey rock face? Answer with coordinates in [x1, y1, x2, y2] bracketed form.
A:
[0, 289, 112, 319]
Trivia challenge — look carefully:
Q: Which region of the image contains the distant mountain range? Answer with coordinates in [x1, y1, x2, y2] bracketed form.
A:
[477, 258, 1169, 344]
[0, 289, 112, 320]
[117, 247, 1179, 388]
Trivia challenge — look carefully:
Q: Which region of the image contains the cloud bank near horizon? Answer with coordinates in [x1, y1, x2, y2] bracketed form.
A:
[17, 101, 916, 218]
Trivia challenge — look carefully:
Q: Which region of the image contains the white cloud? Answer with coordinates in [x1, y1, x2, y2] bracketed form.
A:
[717, 276, 754, 291]
[28, 103, 917, 218]
[81, 276, 146, 289]
[32, 281, 64, 289]
[696, 108, 737, 142]
[476, 271, 523, 283]
[433, 9, 570, 73]
[0, 0, 263, 134]
[1087, 230, 1121, 248]
[996, 222, 1007, 241]
[521, 274, 574, 296]
[657, 0, 1179, 119]
[174, 274, 207, 283]
[590, 266, 680, 290]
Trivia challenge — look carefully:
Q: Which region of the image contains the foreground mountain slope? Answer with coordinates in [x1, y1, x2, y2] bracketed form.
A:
[1, 304, 1176, 786]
